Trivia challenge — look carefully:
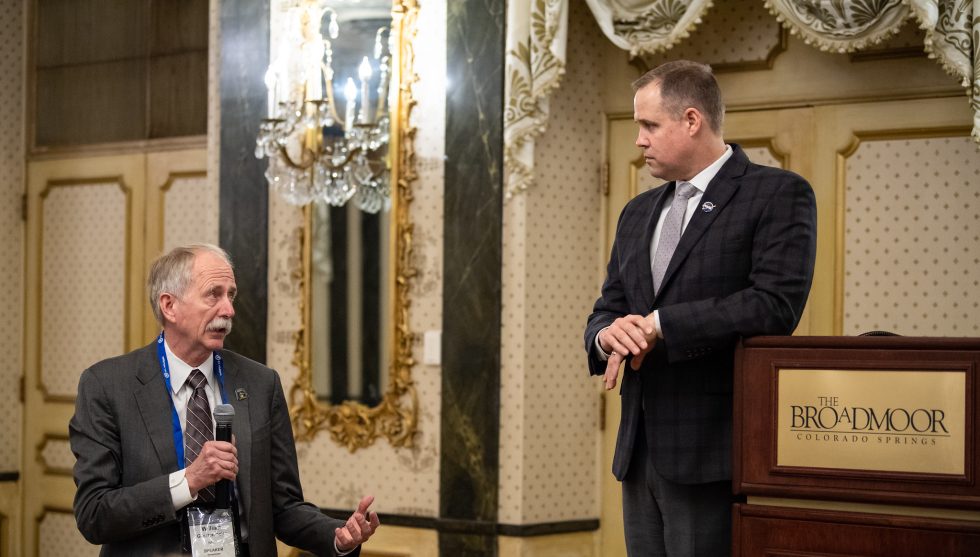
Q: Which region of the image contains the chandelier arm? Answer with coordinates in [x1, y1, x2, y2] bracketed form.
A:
[275, 143, 317, 170]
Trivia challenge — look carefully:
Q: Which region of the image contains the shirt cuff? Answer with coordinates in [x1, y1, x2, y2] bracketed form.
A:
[594, 327, 611, 361]
[335, 539, 356, 556]
[169, 470, 195, 511]
[653, 311, 663, 339]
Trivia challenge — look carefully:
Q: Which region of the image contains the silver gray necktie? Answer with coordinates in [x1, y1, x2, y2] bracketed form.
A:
[652, 181, 698, 294]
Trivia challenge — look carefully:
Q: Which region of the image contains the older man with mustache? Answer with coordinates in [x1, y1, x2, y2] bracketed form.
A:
[70, 243, 379, 556]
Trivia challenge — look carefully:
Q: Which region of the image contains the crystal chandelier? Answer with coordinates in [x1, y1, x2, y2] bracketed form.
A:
[255, 0, 392, 213]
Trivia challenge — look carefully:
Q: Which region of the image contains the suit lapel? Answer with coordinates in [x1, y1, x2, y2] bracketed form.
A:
[656, 146, 749, 298]
[637, 184, 671, 312]
[134, 343, 179, 473]
[221, 352, 253, 518]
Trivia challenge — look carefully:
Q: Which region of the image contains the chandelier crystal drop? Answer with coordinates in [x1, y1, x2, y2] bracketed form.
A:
[255, 0, 392, 213]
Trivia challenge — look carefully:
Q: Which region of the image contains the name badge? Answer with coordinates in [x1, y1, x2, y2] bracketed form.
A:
[187, 507, 238, 556]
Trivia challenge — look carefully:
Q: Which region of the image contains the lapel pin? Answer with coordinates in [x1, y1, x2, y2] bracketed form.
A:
[701, 201, 715, 213]
[236, 388, 248, 401]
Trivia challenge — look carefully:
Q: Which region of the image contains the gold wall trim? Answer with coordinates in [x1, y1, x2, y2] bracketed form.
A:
[834, 126, 973, 335]
[627, 154, 644, 199]
[738, 138, 789, 169]
[155, 170, 209, 245]
[289, 0, 420, 452]
[32, 506, 74, 557]
[36, 177, 132, 403]
[35, 434, 72, 477]
[30, 135, 207, 160]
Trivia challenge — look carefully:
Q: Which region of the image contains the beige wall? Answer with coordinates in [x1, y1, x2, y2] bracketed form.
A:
[0, 0, 24, 554]
[499, 0, 604, 526]
[0, 0, 24, 474]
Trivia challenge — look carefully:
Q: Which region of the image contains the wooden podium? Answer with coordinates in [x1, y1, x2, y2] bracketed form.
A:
[733, 336, 980, 556]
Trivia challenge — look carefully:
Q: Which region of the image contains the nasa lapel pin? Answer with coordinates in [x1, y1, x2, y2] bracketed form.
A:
[701, 201, 715, 213]
[236, 388, 248, 401]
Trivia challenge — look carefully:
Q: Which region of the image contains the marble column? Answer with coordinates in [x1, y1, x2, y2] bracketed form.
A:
[440, 0, 505, 554]
[219, 0, 269, 363]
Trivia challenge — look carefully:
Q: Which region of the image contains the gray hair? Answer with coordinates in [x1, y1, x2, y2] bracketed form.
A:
[632, 60, 725, 134]
[147, 243, 234, 325]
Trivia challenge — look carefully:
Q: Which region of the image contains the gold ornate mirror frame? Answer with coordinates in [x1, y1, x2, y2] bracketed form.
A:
[289, 0, 419, 452]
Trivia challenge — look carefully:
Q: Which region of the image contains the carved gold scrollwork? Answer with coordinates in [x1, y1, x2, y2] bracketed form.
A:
[289, 0, 420, 452]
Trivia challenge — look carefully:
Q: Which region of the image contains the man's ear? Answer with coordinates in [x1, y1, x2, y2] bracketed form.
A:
[683, 107, 703, 136]
[159, 293, 178, 324]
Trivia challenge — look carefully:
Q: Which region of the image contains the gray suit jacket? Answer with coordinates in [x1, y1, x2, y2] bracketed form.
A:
[585, 145, 817, 484]
[70, 342, 356, 556]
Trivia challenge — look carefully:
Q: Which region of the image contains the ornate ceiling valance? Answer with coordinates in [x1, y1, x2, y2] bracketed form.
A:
[908, 0, 979, 143]
[504, 0, 568, 200]
[584, 0, 714, 57]
[764, 0, 910, 53]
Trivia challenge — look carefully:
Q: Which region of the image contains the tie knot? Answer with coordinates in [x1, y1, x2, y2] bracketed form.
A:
[675, 181, 698, 200]
[188, 369, 208, 390]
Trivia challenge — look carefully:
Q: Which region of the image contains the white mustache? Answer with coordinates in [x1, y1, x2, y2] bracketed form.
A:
[206, 317, 233, 334]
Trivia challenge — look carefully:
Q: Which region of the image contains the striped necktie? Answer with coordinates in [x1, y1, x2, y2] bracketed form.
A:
[184, 369, 215, 502]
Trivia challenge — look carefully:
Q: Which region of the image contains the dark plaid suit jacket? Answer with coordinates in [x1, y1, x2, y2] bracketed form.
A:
[585, 144, 817, 484]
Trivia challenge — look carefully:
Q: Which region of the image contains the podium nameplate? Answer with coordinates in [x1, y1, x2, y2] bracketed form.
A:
[776, 368, 966, 475]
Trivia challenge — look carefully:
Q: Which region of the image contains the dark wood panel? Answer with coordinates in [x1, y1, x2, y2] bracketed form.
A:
[150, 0, 208, 55]
[35, 60, 147, 146]
[734, 503, 980, 557]
[733, 336, 980, 509]
[36, 0, 147, 66]
[148, 51, 207, 138]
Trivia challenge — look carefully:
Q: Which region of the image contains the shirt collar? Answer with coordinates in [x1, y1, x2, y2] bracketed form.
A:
[684, 144, 733, 194]
[163, 339, 215, 395]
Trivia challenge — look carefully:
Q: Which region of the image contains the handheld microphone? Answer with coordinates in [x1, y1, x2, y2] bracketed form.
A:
[213, 404, 235, 509]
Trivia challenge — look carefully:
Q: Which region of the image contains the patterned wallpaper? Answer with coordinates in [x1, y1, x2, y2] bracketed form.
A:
[266, 0, 445, 517]
[0, 0, 23, 471]
[499, 0, 603, 524]
[843, 136, 980, 336]
[163, 174, 219, 250]
[38, 511, 99, 557]
[41, 183, 127, 398]
[39, 437, 74, 476]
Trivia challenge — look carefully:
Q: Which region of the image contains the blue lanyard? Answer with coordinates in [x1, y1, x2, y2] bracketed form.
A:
[157, 332, 229, 469]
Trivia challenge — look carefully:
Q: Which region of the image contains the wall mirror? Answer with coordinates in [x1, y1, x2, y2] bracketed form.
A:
[289, 0, 418, 452]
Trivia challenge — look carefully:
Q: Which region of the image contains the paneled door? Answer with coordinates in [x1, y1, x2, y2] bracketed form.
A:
[22, 148, 210, 556]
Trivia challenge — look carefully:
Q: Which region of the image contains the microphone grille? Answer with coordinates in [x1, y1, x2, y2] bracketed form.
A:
[214, 403, 235, 425]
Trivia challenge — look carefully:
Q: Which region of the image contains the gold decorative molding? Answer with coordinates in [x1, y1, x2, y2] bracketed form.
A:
[36, 177, 132, 404]
[35, 434, 72, 477]
[289, 0, 420, 452]
[739, 137, 789, 169]
[33, 506, 75, 557]
[833, 126, 973, 336]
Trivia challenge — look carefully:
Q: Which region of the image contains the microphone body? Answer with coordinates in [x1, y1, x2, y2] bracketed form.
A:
[213, 404, 235, 509]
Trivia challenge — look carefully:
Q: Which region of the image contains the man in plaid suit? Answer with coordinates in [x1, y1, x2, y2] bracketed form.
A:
[584, 61, 817, 556]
